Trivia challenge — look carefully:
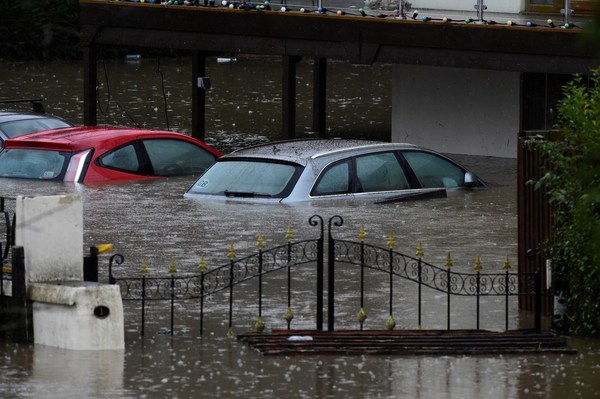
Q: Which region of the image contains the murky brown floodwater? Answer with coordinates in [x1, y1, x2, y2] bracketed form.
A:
[0, 58, 599, 398]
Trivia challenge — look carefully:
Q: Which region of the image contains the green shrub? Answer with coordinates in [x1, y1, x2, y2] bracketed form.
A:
[537, 68, 600, 336]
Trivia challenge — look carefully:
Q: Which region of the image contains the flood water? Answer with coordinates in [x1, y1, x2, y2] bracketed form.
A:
[1, 58, 599, 398]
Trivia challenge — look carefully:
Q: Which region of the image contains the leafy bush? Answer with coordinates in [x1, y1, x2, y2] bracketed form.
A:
[536, 68, 600, 336]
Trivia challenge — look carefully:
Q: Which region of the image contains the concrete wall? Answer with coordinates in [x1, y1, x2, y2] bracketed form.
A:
[391, 64, 521, 158]
[15, 195, 83, 284]
[409, 0, 525, 14]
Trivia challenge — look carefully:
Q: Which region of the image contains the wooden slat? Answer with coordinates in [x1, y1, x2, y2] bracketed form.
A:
[238, 329, 575, 355]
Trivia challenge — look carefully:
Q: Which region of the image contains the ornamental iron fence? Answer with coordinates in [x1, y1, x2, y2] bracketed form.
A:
[109, 215, 543, 337]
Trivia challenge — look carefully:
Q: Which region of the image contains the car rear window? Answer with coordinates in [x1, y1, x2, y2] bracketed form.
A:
[188, 159, 301, 197]
[0, 148, 68, 180]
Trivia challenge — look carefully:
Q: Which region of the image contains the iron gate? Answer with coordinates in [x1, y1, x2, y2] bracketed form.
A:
[109, 215, 542, 337]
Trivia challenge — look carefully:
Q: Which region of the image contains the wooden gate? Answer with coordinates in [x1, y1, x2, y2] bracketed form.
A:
[517, 131, 558, 318]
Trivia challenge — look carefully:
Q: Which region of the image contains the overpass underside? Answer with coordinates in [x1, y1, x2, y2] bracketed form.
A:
[79, 0, 599, 141]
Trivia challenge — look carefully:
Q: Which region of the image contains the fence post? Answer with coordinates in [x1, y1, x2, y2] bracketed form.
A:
[474, 255, 482, 330]
[141, 274, 146, 337]
[534, 267, 542, 333]
[358, 226, 366, 331]
[309, 215, 324, 331]
[327, 225, 335, 332]
[11, 246, 31, 343]
[327, 216, 343, 332]
[445, 253, 453, 330]
[386, 233, 396, 330]
[285, 227, 294, 330]
[416, 242, 424, 329]
[140, 259, 148, 337]
[227, 244, 236, 337]
[256, 235, 265, 333]
[2, 205, 14, 261]
[199, 257, 206, 336]
[83, 246, 99, 282]
[504, 256, 512, 331]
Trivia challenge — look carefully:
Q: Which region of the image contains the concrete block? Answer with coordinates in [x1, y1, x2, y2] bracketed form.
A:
[15, 195, 83, 284]
[30, 281, 124, 350]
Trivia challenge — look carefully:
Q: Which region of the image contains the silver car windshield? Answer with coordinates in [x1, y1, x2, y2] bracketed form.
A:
[0, 118, 71, 139]
[188, 160, 301, 198]
[0, 148, 68, 180]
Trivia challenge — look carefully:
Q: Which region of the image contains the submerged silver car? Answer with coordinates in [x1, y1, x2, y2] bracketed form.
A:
[0, 111, 73, 150]
[184, 139, 484, 203]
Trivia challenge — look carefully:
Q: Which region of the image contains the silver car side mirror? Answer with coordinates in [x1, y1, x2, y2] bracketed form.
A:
[464, 171, 478, 187]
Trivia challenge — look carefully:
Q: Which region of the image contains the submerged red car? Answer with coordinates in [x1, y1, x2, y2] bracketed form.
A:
[0, 126, 221, 183]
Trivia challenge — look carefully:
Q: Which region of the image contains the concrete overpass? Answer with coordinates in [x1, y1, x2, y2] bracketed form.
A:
[79, 0, 599, 156]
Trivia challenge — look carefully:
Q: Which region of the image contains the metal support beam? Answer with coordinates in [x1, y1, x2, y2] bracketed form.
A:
[312, 58, 327, 138]
[192, 51, 207, 140]
[83, 45, 97, 126]
[282, 56, 301, 139]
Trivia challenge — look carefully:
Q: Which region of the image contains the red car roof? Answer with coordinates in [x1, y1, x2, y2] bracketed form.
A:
[3, 126, 220, 156]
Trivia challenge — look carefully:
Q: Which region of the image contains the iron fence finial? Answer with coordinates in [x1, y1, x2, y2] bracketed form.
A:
[386, 314, 396, 330]
[285, 225, 293, 242]
[140, 258, 148, 274]
[503, 255, 511, 271]
[227, 244, 236, 260]
[199, 256, 206, 273]
[416, 241, 424, 258]
[255, 316, 265, 333]
[358, 225, 366, 242]
[387, 232, 396, 249]
[257, 233, 264, 250]
[284, 306, 294, 324]
[357, 307, 367, 325]
[445, 252, 453, 268]
[474, 255, 482, 272]
[169, 258, 177, 274]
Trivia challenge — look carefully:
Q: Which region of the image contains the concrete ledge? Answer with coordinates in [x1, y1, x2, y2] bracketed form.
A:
[28, 281, 105, 306]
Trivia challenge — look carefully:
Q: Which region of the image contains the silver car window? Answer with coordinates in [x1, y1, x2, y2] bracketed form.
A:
[403, 151, 465, 188]
[355, 152, 409, 192]
[312, 161, 350, 196]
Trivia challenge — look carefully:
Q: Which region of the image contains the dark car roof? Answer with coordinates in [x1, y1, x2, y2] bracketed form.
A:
[0, 111, 71, 124]
[3, 126, 217, 153]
